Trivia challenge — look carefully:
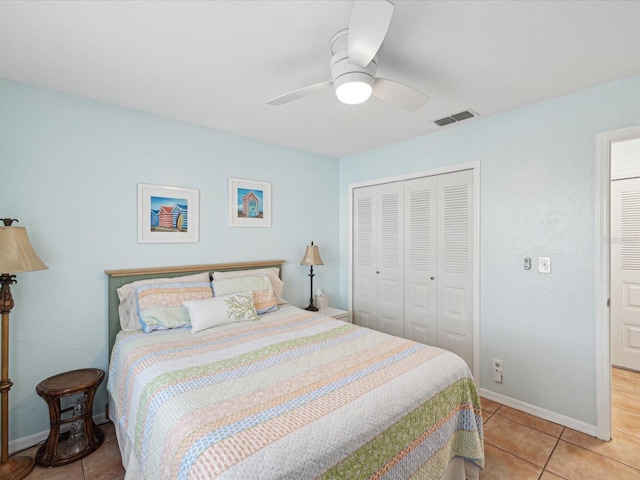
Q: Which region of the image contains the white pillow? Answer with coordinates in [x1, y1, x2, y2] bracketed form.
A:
[212, 267, 284, 304]
[117, 272, 210, 331]
[184, 292, 258, 333]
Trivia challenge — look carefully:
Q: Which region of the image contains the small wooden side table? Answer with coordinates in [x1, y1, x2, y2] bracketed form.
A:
[35, 368, 105, 467]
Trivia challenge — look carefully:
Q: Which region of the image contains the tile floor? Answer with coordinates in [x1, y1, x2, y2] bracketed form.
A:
[480, 367, 640, 479]
[13, 367, 640, 480]
[21, 421, 124, 480]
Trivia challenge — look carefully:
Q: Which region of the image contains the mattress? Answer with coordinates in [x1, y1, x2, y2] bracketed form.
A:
[108, 304, 484, 479]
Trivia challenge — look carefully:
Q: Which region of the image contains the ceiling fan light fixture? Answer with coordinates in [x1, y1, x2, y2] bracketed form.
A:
[334, 72, 374, 105]
[268, 4, 429, 111]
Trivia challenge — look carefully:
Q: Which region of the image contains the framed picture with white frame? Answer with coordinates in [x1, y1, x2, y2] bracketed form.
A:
[138, 184, 200, 243]
[228, 178, 272, 227]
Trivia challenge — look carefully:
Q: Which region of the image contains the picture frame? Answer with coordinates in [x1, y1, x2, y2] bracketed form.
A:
[138, 184, 200, 243]
[228, 178, 272, 227]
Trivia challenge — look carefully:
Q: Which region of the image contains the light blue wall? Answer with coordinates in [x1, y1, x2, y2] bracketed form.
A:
[5, 72, 640, 444]
[339, 74, 640, 427]
[0, 79, 339, 443]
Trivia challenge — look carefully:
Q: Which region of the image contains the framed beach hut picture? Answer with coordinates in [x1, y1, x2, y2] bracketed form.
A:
[228, 178, 272, 227]
[138, 184, 200, 243]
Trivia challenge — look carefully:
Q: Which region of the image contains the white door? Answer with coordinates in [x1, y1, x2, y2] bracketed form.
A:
[353, 182, 404, 335]
[436, 170, 474, 369]
[404, 176, 437, 345]
[611, 176, 640, 371]
[353, 187, 378, 330]
[353, 170, 474, 371]
[375, 182, 404, 337]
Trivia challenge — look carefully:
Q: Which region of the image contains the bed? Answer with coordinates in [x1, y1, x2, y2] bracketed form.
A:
[105, 260, 483, 480]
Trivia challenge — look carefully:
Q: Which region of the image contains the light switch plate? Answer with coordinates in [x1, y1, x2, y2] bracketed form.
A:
[539, 257, 551, 273]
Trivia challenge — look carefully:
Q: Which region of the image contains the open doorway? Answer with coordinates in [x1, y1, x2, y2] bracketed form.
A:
[610, 139, 640, 371]
[596, 125, 640, 441]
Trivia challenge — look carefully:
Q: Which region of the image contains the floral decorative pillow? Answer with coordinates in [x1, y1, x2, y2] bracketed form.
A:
[184, 292, 258, 333]
[135, 281, 213, 333]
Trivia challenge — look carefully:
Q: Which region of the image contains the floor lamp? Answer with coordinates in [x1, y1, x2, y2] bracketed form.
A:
[0, 219, 47, 480]
[300, 241, 323, 311]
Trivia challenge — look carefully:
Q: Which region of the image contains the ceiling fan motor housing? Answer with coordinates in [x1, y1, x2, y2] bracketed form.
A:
[331, 53, 377, 87]
[329, 30, 377, 104]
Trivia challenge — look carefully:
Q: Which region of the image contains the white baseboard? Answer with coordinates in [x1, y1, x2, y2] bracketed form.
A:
[9, 412, 109, 455]
[479, 388, 598, 437]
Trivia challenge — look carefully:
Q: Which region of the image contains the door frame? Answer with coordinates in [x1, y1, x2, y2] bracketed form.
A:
[596, 124, 640, 441]
[347, 161, 480, 383]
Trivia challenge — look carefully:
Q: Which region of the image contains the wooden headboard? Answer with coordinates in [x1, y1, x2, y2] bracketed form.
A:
[104, 260, 285, 355]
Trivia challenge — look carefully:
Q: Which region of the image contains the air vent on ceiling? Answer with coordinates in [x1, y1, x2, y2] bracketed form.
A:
[434, 110, 478, 127]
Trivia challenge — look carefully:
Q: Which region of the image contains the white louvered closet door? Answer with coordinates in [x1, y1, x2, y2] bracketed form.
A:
[353, 182, 404, 336]
[353, 187, 377, 330]
[404, 176, 437, 345]
[376, 182, 404, 337]
[436, 170, 474, 369]
[353, 169, 474, 370]
[611, 177, 640, 371]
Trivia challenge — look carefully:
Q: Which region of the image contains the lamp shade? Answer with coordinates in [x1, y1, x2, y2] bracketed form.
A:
[300, 244, 324, 266]
[0, 226, 48, 274]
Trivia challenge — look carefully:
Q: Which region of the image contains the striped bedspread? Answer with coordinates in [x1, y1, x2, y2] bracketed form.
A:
[108, 304, 484, 480]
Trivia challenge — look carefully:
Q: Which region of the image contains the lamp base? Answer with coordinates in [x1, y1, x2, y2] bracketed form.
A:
[0, 456, 35, 480]
[304, 302, 318, 312]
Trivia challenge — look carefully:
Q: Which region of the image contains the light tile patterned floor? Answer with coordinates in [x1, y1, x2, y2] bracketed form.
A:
[480, 367, 640, 479]
[13, 367, 640, 479]
[21, 421, 124, 480]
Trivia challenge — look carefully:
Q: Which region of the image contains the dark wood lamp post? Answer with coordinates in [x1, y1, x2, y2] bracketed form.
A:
[300, 241, 324, 311]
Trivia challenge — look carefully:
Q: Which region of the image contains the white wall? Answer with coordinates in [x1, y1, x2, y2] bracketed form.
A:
[0, 79, 339, 444]
[339, 74, 640, 428]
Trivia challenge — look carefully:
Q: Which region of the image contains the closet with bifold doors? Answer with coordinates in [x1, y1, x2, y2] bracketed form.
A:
[352, 168, 475, 370]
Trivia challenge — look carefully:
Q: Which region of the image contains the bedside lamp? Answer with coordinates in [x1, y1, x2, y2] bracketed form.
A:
[0, 219, 47, 480]
[300, 241, 324, 311]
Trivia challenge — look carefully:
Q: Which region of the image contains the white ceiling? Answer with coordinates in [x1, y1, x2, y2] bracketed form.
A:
[2, 1, 640, 159]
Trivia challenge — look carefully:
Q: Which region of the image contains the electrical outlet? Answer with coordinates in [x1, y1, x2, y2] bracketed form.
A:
[493, 359, 503, 383]
[539, 257, 551, 273]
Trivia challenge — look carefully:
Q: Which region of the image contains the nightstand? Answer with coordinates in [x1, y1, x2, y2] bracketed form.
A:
[318, 307, 351, 323]
[35, 368, 105, 467]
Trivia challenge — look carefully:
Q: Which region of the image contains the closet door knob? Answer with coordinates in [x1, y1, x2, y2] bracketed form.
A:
[376, 271, 380, 274]
[430, 276, 435, 280]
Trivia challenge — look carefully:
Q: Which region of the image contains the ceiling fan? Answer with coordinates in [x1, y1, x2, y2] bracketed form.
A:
[267, 0, 429, 111]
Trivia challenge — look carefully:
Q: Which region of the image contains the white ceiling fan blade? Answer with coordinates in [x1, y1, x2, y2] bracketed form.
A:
[267, 81, 333, 106]
[373, 78, 429, 111]
[347, 0, 394, 68]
